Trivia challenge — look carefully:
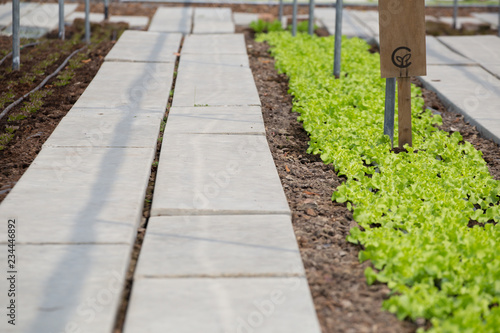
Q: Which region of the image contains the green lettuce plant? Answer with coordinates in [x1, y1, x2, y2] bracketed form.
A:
[258, 31, 500, 333]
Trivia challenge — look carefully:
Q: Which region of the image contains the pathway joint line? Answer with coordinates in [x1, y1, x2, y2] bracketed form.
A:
[112, 34, 185, 333]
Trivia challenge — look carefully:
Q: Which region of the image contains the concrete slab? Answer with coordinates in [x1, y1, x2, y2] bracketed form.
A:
[73, 61, 175, 112]
[19, 3, 77, 29]
[105, 30, 181, 63]
[2, 26, 48, 38]
[438, 16, 488, 29]
[471, 12, 499, 29]
[315, 8, 374, 41]
[194, 7, 233, 22]
[172, 54, 260, 107]
[233, 12, 260, 26]
[182, 33, 246, 54]
[426, 36, 476, 66]
[167, 106, 265, 134]
[438, 35, 500, 77]
[349, 10, 379, 37]
[0, 244, 129, 333]
[420, 65, 500, 144]
[194, 7, 235, 34]
[136, 215, 304, 277]
[43, 112, 162, 149]
[0, 2, 40, 29]
[438, 35, 500, 64]
[124, 278, 321, 333]
[0, 2, 12, 28]
[193, 21, 235, 34]
[152, 133, 290, 216]
[425, 15, 439, 23]
[0, 146, 155, 244]
[109, 15, 149, 29]
[149, 7, 192, 34]
[65, 11, 105, 25]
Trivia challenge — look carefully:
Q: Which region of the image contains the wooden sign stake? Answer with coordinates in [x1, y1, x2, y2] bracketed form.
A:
[379, 0, 426, 149]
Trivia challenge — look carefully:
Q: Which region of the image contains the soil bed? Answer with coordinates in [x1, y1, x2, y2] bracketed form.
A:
[242, 27, 500, 332]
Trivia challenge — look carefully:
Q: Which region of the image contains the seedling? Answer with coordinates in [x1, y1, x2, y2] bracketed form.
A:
[54, 70, 75, 87]
[0, 133, 14, 150]
[7, 114, 27, 122]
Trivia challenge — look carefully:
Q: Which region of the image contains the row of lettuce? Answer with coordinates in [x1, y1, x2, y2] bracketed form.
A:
[257, 31, 500, 332]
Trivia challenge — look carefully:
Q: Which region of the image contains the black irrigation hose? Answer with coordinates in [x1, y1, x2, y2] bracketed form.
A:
[0, 46, 87, 122]
[0, 42, 40, 67]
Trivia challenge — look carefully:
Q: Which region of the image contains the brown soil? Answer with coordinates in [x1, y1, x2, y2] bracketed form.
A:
[0, 20, 126, 202]
[243, 25, 500, 332]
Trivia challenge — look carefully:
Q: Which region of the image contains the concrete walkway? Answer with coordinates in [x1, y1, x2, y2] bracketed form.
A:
[0, 28, 180, 332]
[123, 7, 321, 332]
[0, 2, 149, 38]
[0, 5, 320, 333]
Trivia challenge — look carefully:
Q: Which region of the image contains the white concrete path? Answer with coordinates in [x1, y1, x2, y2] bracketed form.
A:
[0, 22, 180, 333]
[149, 7, 193, 34]
[420, 64, 500, 144]
[233, 12, 260, 26]
[471, 12, 499, 29]
[124, 6, 320, 332]
[426, 36, 476, 66]
[66, 12, 149, 30]
[315, 8, 374, 42]
[438, 16, 489, 29]
[193, 7, 235, 34]
[0, 2, 40, 30]
[2, 3, 78, 38]
[439, 35, 500, 78]
[105, 30, 182, 62]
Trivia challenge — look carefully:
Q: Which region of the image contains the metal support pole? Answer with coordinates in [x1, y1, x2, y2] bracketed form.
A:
[384, 78, 396, 148]
[292, 0, 298, 36]
[85, 0, 90, 44]
[278, 0, 283, 24]
[333, 0, 343, 77]
[12, 0, 20, 71]
[58, 0, 64, 40]
[308, 0, 315, 35]
[104, 0, 109, 20]
[452, 0, 458, 29]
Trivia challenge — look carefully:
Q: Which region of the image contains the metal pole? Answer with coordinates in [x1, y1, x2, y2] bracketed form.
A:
[12, 0, 20, 71]
[58, 0, 64, 40]
[452, 0, 458, 30]
[292, 0, 298, 36]
[308, 0, 315, 35]
[384, 78, 396, 148]
[85, 0, 90, 43]
[278, 0, 283, 24]
[333, 0, 343, 77]
[104, 0, 109, 20]
[498, 0, 499, 37]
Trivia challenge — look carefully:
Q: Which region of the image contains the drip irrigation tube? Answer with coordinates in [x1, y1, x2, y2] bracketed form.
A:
[0, 46, 87, 122]
[0, 42, 40, 67]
